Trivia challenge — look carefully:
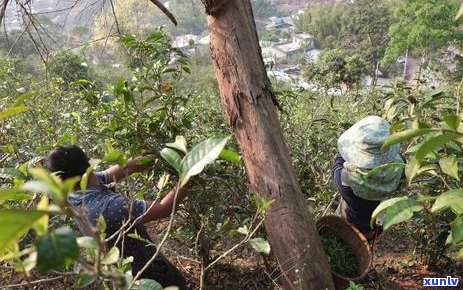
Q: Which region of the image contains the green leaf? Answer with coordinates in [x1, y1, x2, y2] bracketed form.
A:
[0, 188, 31, 204]
[249, 238, 271, 255]
[0, 210, 48, 250]
[237, 225, 249, 235]
[363, 162, 405, 179]
[371, 197, 423, 230]
[28, 168, 65, 204]
[77, 237, 98, 249]
[415, 132, 462, 162]
[179, 135, 231, 186]
[160, 148, 182, 173]
[33, 195, 49, 236]
[13, 92, 34, 106]
[431, 189, 463, 214]
[404, 154, 436, 184]
[134, 279, 163, 290]
[382, 128, 436, 149]
[165, 135, 188, 154]
[439, 155, 460, 181]
[103, 141, 128, 167]
[456, 3, 463, 20]
[0, 106, 29, 119]
[0, 168, 27, 180]
[80, 166, 94, 194]
[36, 227, 78, 273]
[444, 114, 461, 130]
[77, 273, 96, 288]
[101, 246, 119, 265]
[219, 148, 242, 164]
[451, 215, 463, 242]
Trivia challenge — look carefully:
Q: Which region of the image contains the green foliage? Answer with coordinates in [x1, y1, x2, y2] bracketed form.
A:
[371, 197, 423, 230]
[294, 4, 343, 49]
[161, 135, 232, 186]
[133, 279, 163, 290]
[383, 0, 463, 65]
[346, 281, 365, 290]
[373, 84, 463, 265]
[319, 228, 358, 278]
[48, 51, 92, 85]
[0, 209, 48, 250]
[36, 227, 79, 273]
[178, 135, 231, 186]
[339, 0, 393, 76]
[304, 49, 368, 93]
[251, 0, 279, 19]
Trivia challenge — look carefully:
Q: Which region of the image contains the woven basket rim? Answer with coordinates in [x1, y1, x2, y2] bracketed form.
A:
[316, 215, 373, 281]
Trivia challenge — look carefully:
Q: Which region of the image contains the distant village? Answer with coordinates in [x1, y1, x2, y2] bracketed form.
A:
[5, 0, 454, 93]
[171, 9, 324, 91]
[169, 7, 405, 94]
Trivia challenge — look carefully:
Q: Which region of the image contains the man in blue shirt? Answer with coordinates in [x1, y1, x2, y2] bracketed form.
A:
[46, 145, 188, 289]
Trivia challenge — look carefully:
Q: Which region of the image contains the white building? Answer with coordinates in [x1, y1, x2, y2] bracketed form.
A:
[172, 34, 200, 48]
[293, 33, 315, 49]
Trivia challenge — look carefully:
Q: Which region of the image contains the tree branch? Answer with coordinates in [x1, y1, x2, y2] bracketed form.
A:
[0, 0, 9, 26]
[146, 0, 177, 26]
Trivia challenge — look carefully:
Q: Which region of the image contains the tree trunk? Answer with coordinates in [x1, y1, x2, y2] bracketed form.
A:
[202, 1, 335, 289]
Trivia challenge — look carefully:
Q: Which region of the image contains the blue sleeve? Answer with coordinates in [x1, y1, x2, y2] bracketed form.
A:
[94, 171, 109, 184]
[332, 154, 345, 192]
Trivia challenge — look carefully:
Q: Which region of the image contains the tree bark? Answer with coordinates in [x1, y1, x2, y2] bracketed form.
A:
[202, 1, 334, 289]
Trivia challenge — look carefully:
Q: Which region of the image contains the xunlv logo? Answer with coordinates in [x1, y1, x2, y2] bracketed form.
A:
[423, 276, 460, 287]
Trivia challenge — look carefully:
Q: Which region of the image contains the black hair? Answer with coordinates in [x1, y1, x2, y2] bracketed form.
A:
[45, 145, 90, 180]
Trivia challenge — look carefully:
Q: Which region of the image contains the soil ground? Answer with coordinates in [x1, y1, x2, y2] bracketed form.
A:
[1, 221, 461, 289]
[155, 221, 463, 290]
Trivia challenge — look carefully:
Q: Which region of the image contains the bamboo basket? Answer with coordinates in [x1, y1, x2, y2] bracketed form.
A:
[316, 215, 373, 290]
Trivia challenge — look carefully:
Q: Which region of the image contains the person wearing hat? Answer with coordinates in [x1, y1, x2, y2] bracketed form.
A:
[332, 116, 405, 240]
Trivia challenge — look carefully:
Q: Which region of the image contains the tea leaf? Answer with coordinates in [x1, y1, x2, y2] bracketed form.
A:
[431, 189, 463, 214]
[36, 227, 79, 273]
[179, 135, 230, 186]
[249, 238, 271, 255]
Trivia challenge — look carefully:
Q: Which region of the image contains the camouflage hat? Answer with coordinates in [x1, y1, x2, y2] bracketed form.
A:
[338, 116, 401, 169]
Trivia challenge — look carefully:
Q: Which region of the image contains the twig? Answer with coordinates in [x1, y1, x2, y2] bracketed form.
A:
[175, 256, 195, 278]
[205, 215, 265, 271]
[146, 0, 177, 26]
[319, 193, 338, 218]
[4, 275, 65, 288]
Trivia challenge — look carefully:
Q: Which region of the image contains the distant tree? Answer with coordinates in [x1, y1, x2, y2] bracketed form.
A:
[169, 0, 206, 35]
[340, 0, 393, 84]
[69, 26, 90, 43]
[48, 50, 91, 85]
[383, 0, 463, 80]
[293, 4, 343, 49]
[304, 48, 368, 94]
[251, 0, 279, 19]
[0, 30, 38, 58]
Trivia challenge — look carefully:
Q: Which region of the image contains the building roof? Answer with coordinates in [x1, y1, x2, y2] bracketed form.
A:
[274, 42, 301, 53]
[294, 33, 314, 40]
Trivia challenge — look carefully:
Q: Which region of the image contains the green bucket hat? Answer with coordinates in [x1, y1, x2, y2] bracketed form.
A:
[338, 116, 401, 169]
[338, 116, 405, 200]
